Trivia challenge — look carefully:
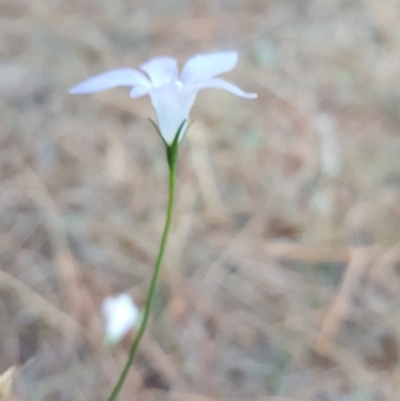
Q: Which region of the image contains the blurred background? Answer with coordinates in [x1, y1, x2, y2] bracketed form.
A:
[1, 0, 400, 400]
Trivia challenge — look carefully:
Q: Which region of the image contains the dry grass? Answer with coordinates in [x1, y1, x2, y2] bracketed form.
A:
[1, 0, 400, 400]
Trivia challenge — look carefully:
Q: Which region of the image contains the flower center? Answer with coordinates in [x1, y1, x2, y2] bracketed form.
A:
[174, 79, 183, 90]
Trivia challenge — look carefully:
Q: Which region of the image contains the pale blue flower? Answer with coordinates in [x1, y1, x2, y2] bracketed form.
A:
[70, 51, 257, 144]
[102, 294, 139, 344]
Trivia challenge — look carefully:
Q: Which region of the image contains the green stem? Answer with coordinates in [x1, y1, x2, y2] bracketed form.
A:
[106, 152, 178, 401]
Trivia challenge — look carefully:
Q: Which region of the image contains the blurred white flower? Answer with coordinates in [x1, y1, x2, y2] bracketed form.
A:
[70, 51, 257, 145]
[102, 294, 139, 344]
[314, 113, 342, 179]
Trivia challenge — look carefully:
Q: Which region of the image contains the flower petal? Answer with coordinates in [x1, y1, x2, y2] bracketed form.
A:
[181, 51, 238, 83]
[140, 57, 178, 88]
[197, 78, 257, 99]
[148, 82, 197, 144]
[69, 68, 151, 94]
[130, 85, 152, 99]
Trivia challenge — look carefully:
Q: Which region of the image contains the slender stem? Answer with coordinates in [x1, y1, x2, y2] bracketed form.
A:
[106, 155, 177, 401]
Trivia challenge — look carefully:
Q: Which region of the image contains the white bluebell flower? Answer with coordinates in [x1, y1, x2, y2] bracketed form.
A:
[102, 294, 139, 345]
[70, 51, 257, 145]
